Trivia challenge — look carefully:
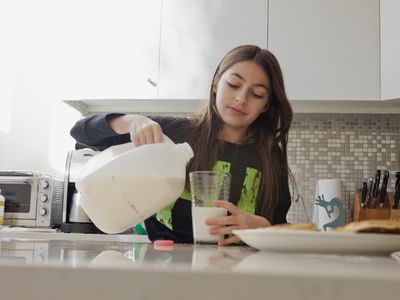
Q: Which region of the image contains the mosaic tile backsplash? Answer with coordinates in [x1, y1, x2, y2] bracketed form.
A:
[286, 114, 400, 224]
[142, 112, 399, 224]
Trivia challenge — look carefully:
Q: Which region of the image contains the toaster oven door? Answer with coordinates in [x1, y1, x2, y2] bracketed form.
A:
[0, 177, 38, 223]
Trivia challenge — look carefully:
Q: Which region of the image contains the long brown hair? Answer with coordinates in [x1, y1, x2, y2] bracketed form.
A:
[186, 45, 293, 221]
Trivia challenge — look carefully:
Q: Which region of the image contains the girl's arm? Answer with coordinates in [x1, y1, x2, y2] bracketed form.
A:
[109, 114, 163, 147]
[70, 113, 128, 150]
[70, 113, 164, 150]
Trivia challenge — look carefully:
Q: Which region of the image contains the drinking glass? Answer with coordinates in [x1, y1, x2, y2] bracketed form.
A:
[189, 171, 231, 243]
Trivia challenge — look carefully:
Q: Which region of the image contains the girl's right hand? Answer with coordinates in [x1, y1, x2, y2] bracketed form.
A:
[109, 114, 164, 147]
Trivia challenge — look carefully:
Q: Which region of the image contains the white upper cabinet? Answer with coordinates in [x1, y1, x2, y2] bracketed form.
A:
[158, 0, 268, 100]
[53, 0, 161, 99]
[380, 0, 400, 100]
[29, 0, 398, 103]
[268, 0, 386, 101]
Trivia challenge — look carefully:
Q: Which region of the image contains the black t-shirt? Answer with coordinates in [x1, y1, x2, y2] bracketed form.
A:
[70, 114, 291, 243]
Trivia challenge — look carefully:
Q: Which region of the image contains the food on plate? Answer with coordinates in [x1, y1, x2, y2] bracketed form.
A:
[334, 220, 400, 234]
[264, 222, 320, 231]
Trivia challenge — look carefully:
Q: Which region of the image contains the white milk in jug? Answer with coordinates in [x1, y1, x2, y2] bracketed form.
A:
[76, 139, 194, 234]
[81, 176, 184, 234]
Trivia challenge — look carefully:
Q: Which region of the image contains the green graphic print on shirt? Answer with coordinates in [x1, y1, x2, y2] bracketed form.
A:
[212, 160, 231, 174]
[156, 160, 261, 230]
[237, 167, 261, 214]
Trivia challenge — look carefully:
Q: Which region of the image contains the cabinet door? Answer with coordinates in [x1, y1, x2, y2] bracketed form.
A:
[380, 0, 400, 100]
[158, 0, 268, 100]
[268, 0, 380, 100]
[53, 0, 161, 99]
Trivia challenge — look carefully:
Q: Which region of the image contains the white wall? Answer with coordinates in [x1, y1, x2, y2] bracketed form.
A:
[0, 0, 81, 176]
[0, 0, 167, 176]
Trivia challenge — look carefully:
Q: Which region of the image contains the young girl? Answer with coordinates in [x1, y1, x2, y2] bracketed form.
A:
[70, 45, 293, 246]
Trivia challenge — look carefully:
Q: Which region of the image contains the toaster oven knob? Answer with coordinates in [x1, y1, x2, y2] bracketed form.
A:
[41, 180, 50, 189]
[39, 208, 48, 216]
[40, 194, 48, 202]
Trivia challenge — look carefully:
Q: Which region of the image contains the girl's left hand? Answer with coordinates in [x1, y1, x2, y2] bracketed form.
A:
[205, 200, 272, 246]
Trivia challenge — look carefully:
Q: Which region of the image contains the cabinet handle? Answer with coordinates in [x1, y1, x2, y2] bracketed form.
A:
[147, 78, 157, 87]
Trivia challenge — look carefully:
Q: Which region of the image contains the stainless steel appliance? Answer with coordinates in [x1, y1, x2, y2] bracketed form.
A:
[0, 171, 63, 227]
[61, 148, 101, 233]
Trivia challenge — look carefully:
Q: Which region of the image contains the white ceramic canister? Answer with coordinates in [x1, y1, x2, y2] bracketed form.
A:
[312, 179, 345, 231]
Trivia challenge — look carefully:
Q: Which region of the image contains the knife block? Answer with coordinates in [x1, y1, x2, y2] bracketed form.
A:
[353, 190, 399, 221]
[390, 200, 400, 221]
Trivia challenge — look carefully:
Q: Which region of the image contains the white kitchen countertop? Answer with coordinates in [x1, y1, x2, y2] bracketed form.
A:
[0, 231, 399, 300]
[0, 226, 150, 243]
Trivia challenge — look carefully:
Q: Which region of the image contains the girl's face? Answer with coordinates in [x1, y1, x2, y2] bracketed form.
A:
[214, 60, 270, 134]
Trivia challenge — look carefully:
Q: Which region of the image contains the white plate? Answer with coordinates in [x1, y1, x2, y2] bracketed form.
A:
[232, 228, 400, 254]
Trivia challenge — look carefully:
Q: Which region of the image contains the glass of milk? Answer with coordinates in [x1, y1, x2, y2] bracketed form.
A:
[189, 171, 231, 244]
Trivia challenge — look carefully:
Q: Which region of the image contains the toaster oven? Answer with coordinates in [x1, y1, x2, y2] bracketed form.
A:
[0, 171, 64, 227]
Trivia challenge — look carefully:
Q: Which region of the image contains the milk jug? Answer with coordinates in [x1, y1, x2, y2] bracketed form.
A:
[76, 136, 194, 234]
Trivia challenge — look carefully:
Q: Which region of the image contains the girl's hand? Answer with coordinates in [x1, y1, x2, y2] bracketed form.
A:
[110, 114, 163, 147]
[128, 115, 163, 147]
[205, 200, 271, 246]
